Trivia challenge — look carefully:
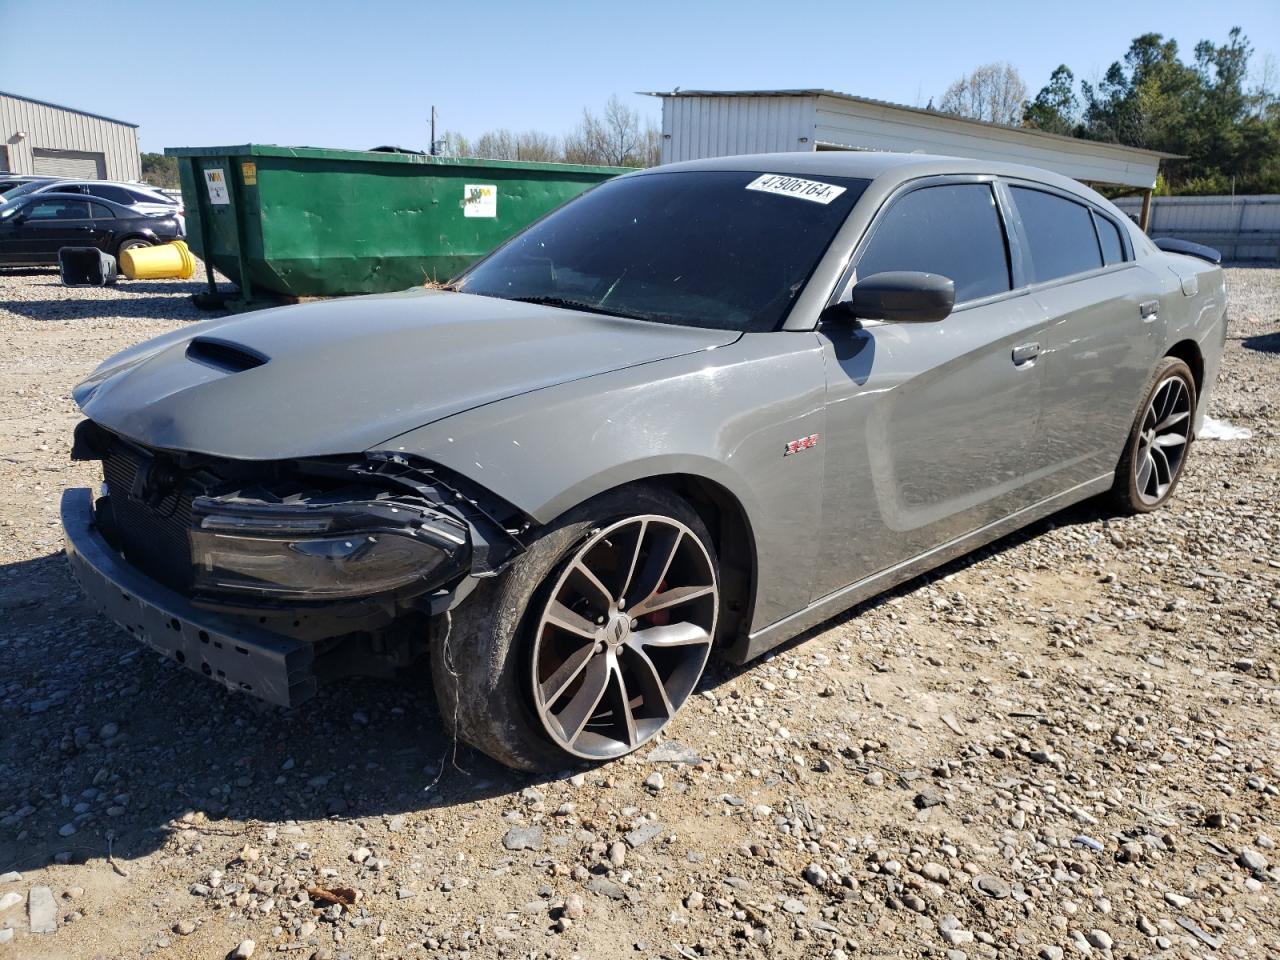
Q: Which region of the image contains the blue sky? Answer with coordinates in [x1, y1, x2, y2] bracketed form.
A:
[3, 0, 1277, 153]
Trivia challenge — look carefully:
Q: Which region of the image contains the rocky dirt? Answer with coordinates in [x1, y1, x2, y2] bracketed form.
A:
[0, 264, 1276, 960]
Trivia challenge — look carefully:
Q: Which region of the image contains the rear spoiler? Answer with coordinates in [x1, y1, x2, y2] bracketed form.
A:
[1153, 237, 1221, 265]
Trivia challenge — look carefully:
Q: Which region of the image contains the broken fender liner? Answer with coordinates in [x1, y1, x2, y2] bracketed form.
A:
[62, 488, 316, 707]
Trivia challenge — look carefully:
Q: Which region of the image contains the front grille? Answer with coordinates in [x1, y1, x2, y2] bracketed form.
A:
[102, 446, 195, 591]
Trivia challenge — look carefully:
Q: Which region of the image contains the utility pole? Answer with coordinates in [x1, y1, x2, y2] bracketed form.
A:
[430, 105, 438, 156]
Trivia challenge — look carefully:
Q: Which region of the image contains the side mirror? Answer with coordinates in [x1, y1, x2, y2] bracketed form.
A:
[835, 271, 955, 324]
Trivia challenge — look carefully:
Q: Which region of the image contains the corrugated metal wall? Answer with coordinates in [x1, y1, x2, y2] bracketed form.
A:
[0, 94, 140, 181]
[1112, 195, 1280, 261]
[661, 96, 815, 164]
[658, 93, 1161, 190]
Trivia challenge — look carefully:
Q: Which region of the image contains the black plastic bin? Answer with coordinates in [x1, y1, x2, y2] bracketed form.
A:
[59, 247, 118, 287]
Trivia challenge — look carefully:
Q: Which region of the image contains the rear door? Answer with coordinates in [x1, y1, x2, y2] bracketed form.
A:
[86, 201, 119, 250]
[813, 178, 1051, 600]
[1004, 183, 1162, 491]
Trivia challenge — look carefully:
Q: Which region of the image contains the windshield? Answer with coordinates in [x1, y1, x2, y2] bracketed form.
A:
[456, 170, 869, 331]
[1, 179, 57, 200]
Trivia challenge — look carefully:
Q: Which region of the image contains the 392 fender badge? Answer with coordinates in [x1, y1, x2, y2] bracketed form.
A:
[783, 433, 820, 457]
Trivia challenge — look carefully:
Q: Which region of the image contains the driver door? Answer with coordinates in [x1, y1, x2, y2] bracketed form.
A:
[812, 178, 1051, 601]
[14, 198, 96, 261]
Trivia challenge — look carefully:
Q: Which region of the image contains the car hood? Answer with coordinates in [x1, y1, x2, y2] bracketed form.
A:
[75, 288, 739, 460]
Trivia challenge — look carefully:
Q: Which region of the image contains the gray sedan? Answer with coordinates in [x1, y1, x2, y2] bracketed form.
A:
[61, 152, 1226, 771]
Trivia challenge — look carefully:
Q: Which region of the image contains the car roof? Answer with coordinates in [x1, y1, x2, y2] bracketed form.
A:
[637, 151, 1110, 205]
[28, 178, 173, 197]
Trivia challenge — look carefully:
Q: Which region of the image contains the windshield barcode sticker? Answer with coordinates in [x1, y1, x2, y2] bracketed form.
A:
[746, 174, 846, 205]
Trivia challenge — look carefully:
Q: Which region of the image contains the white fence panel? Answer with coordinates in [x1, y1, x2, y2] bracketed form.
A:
[1112, 195, 1280, 262]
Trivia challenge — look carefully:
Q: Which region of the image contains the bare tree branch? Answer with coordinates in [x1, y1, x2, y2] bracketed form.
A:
[939, 62, 1028, 125]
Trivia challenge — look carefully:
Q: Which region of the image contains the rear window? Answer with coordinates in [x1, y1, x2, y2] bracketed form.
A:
[1093, 212, 1126, 266]
[129, 188, 170, 204]
[85, 184, 136, 205]
[1011, 186, 1103, 282]
[90, 202, 115, 219]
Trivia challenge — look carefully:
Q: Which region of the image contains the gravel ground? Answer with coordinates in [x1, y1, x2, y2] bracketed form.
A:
[0, 263, 1277, 960]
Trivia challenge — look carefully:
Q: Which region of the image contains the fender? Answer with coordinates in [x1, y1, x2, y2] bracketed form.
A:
[375, 332, 830, 631]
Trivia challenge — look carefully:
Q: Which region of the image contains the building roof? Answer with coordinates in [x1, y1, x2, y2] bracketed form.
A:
[642, 88, 1179, 161]
[0, 90, 138, 128]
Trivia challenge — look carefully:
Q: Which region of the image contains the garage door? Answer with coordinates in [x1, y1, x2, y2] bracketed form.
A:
[32, 148, 105, 179]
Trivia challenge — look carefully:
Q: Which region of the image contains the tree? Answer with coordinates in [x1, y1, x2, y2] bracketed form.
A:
[938, 62, 1028, 125]
[1062, 27, 1280, 193]
[140, 152, 179, 189]
[439, 95, 661, 169]
[564, 95, 656, 167]
[464, 129, 562, 162]
[1023, 65, 1079, 135]
[1078, 33, 1202, 149]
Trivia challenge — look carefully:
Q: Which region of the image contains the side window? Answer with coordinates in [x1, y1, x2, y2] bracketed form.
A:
[1093, 211, 1126, 266]
[88, 185, 135, 204]
[26, 199, 92, 220]
[1010, 186, 1103, 282]
[856, 183, 1010, 304]
[89, 202, 116, 219]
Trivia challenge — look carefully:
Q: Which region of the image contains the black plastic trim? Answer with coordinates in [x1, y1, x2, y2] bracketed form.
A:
[61, 488, 316, 707]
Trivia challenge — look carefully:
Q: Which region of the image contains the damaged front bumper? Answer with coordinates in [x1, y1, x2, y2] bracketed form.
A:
[62, 487, 317, 707]
[61, 429, 534, 707]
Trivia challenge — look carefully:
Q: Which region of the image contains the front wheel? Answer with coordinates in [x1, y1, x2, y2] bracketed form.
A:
[1111, 356, 1197, 512]
[431, 487, 719, 772]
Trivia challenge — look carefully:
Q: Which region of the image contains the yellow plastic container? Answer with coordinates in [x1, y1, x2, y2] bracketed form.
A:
[120, 239, 196, 280]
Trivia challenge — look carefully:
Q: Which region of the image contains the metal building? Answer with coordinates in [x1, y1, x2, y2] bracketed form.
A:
[646, 89, 1173, 228]
[0, 90, 140, 181]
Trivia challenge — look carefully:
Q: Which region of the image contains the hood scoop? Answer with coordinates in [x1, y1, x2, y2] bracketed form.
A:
[186, 337, 268, 373]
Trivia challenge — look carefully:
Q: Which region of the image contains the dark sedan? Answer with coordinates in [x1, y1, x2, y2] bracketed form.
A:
[0, 192, 184, 266]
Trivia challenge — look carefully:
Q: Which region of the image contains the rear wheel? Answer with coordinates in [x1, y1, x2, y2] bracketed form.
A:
[116, 237, 151, 259]
[431, 487, 719, 772]
[1111, 357, 1196, 512]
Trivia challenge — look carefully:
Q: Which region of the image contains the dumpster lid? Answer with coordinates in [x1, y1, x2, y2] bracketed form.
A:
[164, 143, 633, 176]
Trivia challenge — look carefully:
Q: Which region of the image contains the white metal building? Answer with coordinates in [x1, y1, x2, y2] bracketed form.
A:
[646, 89, 1174, 227]
[0, 91, 140, 181]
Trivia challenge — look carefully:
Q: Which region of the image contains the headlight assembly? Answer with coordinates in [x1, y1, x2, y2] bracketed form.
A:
[189, 496, 470, 603]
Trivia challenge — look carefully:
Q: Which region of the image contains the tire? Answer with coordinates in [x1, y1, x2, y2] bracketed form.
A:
[116, 237, 151, 258]
[431, 486, 719, 772]
[1111, 357, 1197, 513]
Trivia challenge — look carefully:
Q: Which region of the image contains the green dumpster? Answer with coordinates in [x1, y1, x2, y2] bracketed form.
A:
[164, 144, 629, 304]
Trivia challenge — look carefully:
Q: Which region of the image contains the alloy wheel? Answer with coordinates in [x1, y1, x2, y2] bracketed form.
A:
[1135, 375, 1192, 505]
[531, 515, 717, 760]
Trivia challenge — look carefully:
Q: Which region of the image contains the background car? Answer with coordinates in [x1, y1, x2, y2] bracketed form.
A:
[0, 192, 185, 266]
[0, 175, 54, 195]
[0, 177, 183, 229]
[60, 152, 1227, 773]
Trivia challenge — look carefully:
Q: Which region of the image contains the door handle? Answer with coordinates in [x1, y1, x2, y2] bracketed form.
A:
[1139, 300, 1159, 322]
[1012, 342, 1040, 366]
